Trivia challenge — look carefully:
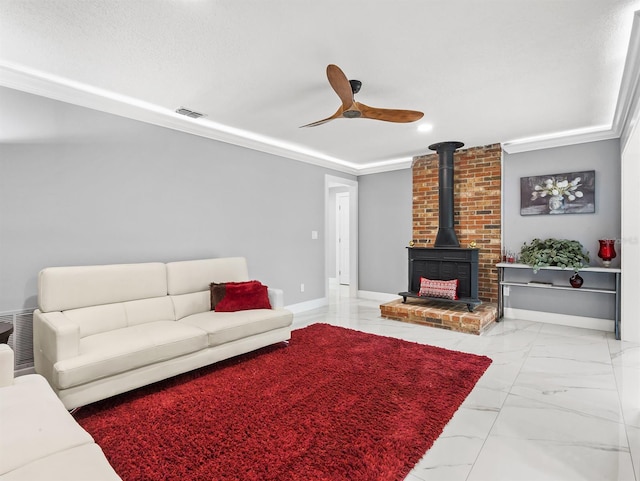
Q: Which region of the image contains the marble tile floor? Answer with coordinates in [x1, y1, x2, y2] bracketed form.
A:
[292, 292, 640, 481]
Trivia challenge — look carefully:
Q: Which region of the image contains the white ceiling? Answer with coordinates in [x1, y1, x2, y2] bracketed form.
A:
[1, 1, 639, 174]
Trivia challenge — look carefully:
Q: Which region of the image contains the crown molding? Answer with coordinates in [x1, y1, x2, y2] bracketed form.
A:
[0, 61, 414, 175]
[356, 158, 413, 175]
[0, 61, 362, 176]
[3, 10, 640, 175]
[501, 127, 619, 154]
[503, 11, 640, 155]
[619, 11, 640, 150]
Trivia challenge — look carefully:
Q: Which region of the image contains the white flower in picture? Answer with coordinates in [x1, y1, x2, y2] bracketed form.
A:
[531, 176, 583, 202]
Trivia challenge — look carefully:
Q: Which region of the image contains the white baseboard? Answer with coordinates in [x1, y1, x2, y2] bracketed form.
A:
[503, 308, 614, 332]
[285, 297, 329, 314]
[357, 290, 402, 303]
[15, 365, 35, 377]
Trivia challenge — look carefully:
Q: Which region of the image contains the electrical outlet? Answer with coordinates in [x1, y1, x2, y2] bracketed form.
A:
[300, 283, 305, 292]
[504, 286, 510, 296]
[311, 231, 318, 240]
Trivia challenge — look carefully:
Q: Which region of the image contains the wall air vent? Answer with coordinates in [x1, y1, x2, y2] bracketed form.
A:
[0, 309, 34, 371]
[175, 107, 205, 119]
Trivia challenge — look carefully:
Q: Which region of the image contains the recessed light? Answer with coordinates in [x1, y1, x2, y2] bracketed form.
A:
[417, 123, 433, 133]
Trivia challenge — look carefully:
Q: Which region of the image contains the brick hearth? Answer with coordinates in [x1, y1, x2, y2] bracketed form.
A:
[380, 299, 497, 335]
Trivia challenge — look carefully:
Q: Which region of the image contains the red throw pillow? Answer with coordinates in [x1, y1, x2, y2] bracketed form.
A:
[209, 282, 227, 309]
[214, 280, 272, 312]
[418, 277, 459, 300]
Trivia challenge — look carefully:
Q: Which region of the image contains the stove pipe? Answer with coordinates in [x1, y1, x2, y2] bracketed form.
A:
[429, 141, 464, 248]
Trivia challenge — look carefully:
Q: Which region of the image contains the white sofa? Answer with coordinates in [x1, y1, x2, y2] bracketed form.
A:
[33, 257, 293, 410]
[0, 344, 121, 480]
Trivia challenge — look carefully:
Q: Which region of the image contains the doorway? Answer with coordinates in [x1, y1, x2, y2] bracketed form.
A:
[325, 175, 358, 300]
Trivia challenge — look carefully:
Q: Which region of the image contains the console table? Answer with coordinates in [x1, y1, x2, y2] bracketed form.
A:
[497, 262, 621, 339]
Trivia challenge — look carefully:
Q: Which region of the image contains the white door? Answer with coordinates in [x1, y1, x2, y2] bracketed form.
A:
[337, 193, 350, 285]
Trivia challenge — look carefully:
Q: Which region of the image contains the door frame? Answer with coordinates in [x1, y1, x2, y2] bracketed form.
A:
[325, 175, 358, 298]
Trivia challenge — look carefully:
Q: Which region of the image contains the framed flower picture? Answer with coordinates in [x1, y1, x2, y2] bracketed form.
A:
[520, 170, 595, 216]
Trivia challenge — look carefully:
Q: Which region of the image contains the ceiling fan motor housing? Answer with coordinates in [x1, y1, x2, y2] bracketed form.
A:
[343, 110, 362, 118]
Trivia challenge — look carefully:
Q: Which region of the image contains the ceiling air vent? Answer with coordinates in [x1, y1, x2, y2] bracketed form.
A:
[175, 107, 205, 119]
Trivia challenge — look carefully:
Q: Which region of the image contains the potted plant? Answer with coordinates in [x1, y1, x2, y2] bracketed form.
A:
[519, 238, 590, 273]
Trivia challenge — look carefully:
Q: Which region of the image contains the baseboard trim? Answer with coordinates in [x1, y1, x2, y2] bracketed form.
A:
[15, 365, 35, 377]
[285, 297, 329, 314]
[357, 290, 402, 303]
[503, 308, 614, 332]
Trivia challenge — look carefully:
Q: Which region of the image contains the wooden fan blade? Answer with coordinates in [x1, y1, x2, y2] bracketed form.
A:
[326, 64, 355, 110]
[300, 106, 344, 128]
[357, 102, 424, 123]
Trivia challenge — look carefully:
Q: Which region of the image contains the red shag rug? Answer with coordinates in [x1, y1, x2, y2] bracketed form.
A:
[75, 323, 491, 481]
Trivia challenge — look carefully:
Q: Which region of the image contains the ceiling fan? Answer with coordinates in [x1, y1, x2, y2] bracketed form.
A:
[300, 64, 424, 128]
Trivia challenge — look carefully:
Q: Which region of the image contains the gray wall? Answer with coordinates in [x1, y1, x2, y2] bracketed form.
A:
[5, 85, 617, 318]
[358, 168, 412, 294]
[503, 139, 621, 256]
[0, 87, 355, 312]
[502, 139, 621, 317]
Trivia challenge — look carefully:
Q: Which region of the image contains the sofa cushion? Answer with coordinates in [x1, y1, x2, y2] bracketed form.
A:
[166, 258, 249, 295]
[171, 291, 210, 320]
[63, 304, 127, 339]
[180, 308, 293, 347]
[0, 375, 94, 476]
[62, 297, 177, 338]
[123, 297, 176, 326]
[53, 322, 207, 390]
[0, 443, 121, 480]
[214, 281, 272, 312]
[38, 262, 167, 312]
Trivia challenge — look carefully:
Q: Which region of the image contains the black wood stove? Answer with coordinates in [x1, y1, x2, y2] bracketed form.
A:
[399, 141, 481, 312]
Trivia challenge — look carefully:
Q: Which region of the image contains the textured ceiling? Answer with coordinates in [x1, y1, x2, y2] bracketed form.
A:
[1, 1, 639, 173]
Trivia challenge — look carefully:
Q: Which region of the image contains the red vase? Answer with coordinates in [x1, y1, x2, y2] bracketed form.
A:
[597, 240, 616, 267]
[569, 273, 583, 288]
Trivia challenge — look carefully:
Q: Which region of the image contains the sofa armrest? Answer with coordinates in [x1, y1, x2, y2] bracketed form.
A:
[267, 288, 284, 309]
[0, 344, 14, 387]
[34, 310, 80, 364]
